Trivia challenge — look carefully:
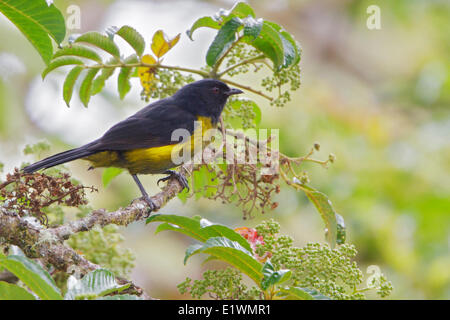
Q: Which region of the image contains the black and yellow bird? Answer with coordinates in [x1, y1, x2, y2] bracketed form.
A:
[23, 79, 243, 211]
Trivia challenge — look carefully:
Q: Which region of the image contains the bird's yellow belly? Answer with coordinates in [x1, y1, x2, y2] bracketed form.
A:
[84, 116, 215, 174]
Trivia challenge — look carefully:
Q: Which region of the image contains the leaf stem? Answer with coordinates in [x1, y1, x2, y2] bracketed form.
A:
[218, 54, 265, 77]
[82, 61, 273, 100]
[211, 35, 243, 77]
[220, 78, 273, 101]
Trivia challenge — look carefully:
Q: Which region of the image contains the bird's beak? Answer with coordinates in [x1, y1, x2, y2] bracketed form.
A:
[226, 88, 244, 96]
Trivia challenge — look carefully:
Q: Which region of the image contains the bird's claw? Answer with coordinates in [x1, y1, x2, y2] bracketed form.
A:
[141, 196, 157, 218]
[157, 170, 189, 191]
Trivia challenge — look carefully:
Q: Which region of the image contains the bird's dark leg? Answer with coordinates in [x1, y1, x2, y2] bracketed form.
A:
[132, 174, 157, 216]
[157, 170, 189, 191]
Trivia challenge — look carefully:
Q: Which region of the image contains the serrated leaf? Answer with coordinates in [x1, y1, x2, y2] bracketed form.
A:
[187, 16, 220, 40]
[185, 237, 263, 284]
[74, 31, 120, 59]
[118, 54, 138, 99]
[63, 66, 83, 107]
[0, 282, 36, 300]
[116, 26, 145, 57]
[91, 57, 119, 95]
[102, 167, 124, 188]
[151, 30, 180, 59]
[91, 68, 115, 95]
[278, 287, 330, 300]
[0, 0, 66, 64]
[79, 68, 100, 107]
[42, 57, 84, 79]
[206, 17, 243, 67]
[65, 269, 129, 300]
[52, 44, 102, 63]
[0, 255, 62, 300]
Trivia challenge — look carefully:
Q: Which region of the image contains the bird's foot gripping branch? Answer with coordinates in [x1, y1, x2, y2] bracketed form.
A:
[0, 1, 393, 299]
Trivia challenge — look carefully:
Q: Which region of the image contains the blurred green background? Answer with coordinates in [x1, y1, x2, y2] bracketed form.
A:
[0, 0, 448, 299]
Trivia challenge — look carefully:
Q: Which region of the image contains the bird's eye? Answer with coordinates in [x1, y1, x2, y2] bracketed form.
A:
[212, 87, 220, 94]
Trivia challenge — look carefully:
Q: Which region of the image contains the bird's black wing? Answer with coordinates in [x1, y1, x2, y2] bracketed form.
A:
[88, 98, 196, 151]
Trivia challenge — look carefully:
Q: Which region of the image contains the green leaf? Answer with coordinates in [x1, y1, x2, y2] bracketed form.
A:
[264, 21, 300, 67]
[74, 31, 121, 59]
[278, 286, 330, 300]
[261, 260, 291, 290]
[91, 58, 119, 95]
[187, 16, 220, 40]
[148, 214, 251, 252]
[229, 2, 255, 18]
[253, 103, 262, 126]
[42, 57, 84, 79]
[149, 214, 209, 242]
[0, 0, 66, 64]
[335, 213, 346, 245]
[177, 187, 190, 203]
[53, 44, 102, 63]
[188, 237, 263, 284]
[118, 54, 138, 99]
[187, 2, 256, 41]
[206, 17, 243, 67]
[243, 17, 263, 41]
[298, 185, 338, 248]
[116, 26, 145, 57]
[185, 237, 263, 284]
[0, 255, 62, 300]
[246, 21, 284, 70]
[200, 221, 252, 253]
[0, 282, 36, 300]
[91, 68, 115, 95]
[225, 98, 261, 128]
[279, 31, 301, 66]
[65, 269, 130, 300]
[183, 243, 204, 265]
[102, 167, 124, 188]
[79, 68, 100, 107]
[192, 165, 218, 198]
[63, 66, 83, 107]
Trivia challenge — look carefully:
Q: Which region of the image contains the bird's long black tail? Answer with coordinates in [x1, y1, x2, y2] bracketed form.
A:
[23, 145, 97, 173]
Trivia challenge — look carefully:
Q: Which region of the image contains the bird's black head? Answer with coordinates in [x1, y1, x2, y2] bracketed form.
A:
[172, 79, 243, 123]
